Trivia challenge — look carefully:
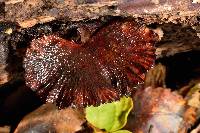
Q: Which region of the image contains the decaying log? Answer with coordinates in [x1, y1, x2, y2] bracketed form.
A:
[1, 0, 200, 27]
[0, 0, 199, 59]
[155, 23, 200, 58]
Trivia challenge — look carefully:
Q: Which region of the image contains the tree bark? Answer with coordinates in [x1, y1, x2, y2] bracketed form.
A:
[2, 0, 200, 27]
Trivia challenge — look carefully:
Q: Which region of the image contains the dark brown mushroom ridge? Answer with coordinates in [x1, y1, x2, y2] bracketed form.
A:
[23, 19, 158, 108]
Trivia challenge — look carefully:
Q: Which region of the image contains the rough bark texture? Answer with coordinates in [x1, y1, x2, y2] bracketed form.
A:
[1, 0, 200, 25]
[1, 0, 200, 59]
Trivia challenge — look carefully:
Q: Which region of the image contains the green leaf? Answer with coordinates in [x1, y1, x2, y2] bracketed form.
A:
[86, 97, 133, 132]
[112, 130, 132, 133]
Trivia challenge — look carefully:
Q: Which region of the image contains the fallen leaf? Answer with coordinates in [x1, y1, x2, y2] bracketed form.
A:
[14, 103, 86, 133]
[0, 126, 10, 133]
[186, 83, 200, 98]
[188, 91, 200, 108]
[182, 107, 197, 129]
[125, 87, 187, 133]
[144, 63, 166, 88]
[181, 83, 200, 130]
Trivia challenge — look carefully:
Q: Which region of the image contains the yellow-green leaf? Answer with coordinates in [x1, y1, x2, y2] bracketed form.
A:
[112, 130, 132, 133]
[86, 97, 133, 132]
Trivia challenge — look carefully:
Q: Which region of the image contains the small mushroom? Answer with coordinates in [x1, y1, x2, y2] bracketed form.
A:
[23, 19, 158, 108]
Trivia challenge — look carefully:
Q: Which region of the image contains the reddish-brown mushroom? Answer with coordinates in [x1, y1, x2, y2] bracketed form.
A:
[23, 19, 158, 108]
